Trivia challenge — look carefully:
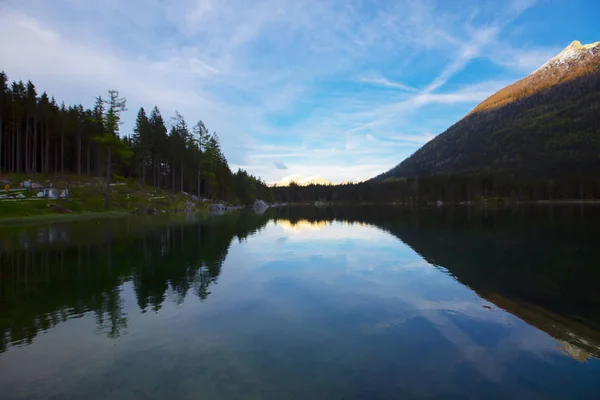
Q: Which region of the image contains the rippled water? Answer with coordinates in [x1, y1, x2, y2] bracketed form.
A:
[1, 206, 600, 399]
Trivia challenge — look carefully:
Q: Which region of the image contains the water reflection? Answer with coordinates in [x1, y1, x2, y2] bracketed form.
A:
[270, 205, 600, 362]
[277, 219, 330, 232]
[0, 213, 271, 352]
[1, 206, 600, 399]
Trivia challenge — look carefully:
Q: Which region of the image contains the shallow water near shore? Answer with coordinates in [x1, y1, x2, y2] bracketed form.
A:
[1, 206, 600, 399]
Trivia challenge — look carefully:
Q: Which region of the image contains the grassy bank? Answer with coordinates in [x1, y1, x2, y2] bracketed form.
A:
[0, 174, 209, 222]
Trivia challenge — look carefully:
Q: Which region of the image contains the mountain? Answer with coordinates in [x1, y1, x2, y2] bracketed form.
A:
[272, 175, 333, 187]
[340, 177, 367, 185]
[272, 175, 366, 187]
[375, 40, 600, 181]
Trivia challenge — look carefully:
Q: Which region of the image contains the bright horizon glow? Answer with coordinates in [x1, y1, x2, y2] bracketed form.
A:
[277, 220, 331, 232]
[1, 0, 598, 182]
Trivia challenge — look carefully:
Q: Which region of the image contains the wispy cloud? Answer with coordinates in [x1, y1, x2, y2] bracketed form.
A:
[424, 26, 499, 93]
[0, 0, 569, 182]
[489, 45, 561, 72]
[386, 132, 436, 145]
[361, 75, 418, 92]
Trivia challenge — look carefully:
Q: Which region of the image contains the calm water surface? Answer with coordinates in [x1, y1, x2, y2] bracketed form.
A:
[1, 206, 600, 399]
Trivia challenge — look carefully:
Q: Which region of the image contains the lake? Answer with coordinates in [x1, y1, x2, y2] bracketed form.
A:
[1, 206, 600, 399]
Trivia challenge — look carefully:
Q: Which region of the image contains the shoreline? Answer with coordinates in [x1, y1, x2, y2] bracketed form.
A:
[288, 200, 600, 207]
[2, 199, 599, 226]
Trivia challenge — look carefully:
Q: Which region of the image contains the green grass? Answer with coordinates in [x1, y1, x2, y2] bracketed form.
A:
[0, 199, 57, 217]
[0, 174, 209, 223]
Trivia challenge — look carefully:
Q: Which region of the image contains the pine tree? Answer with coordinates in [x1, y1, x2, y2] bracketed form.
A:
[0, 71, 7, 173]
[11, 81, 25, 173]
[92, 96, 105, 176]
[131, 107, 151, 184]
[192, 120, 211, 197]
[24, 81, 37, 174]
[0, 73, 278, 205]
[148, 106, 168, 187]
[95, 90, 131, 208]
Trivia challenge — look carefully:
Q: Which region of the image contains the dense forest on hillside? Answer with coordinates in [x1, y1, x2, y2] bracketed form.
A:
[272, 173, 600, 204]
[375, 40, 600, 182]
[3, 67, 600, 208]
[279, 46, 600, 203]
[376, 72, 600, 181]
[0, 71, 272, 206]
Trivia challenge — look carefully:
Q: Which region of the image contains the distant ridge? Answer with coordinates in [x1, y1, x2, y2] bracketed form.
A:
[271, 175, 366, 187]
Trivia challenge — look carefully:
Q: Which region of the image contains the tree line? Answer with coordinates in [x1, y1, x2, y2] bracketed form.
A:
[0, 71, 272, 205]
[272, 174, 600, 204]
[4, 71, 599, 207]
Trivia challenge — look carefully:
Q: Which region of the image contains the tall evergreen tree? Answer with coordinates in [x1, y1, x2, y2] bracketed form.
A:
[148, 106, 168, 187]
[131, 107, 151, 184]
[24, 81, 37, 174]
[0, 73, 280, 204]
[192, 120, 211, 197]
[96, 90, 131, 208]
[0, 71, 7, 173]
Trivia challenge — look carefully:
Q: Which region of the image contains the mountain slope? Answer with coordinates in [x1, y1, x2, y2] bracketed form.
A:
[376, 40, 600, 180]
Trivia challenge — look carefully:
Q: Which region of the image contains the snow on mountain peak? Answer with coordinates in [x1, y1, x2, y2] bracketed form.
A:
[533, 40, 600, 74]
[271, 175, 333, 187]
[270, 175, 366, 187]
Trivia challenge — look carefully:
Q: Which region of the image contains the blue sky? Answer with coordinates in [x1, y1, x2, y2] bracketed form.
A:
[1, 0, 598, 183]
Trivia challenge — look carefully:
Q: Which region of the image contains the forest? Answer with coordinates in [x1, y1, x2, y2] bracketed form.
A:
[0, 71, 272, 206]
[375, 65, 600, 181]
[2, 71, 600, 208]
[272, 174, 600, 204]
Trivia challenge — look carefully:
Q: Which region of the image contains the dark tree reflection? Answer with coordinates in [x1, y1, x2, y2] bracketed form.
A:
[3, 206, 600, 361]
[270, 205, 600, 361]
[0, 213, 270, 352]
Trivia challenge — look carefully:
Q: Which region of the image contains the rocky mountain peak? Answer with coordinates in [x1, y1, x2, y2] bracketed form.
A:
[533, 40, 600, 75]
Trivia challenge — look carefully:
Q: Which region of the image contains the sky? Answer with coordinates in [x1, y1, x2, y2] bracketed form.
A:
[1, 0, 599, 183]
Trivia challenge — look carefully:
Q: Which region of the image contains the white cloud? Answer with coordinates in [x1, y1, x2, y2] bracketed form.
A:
[361, 75, 418, 92]
[424, 26, 499, 93]
[0, 0, 554, 182]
